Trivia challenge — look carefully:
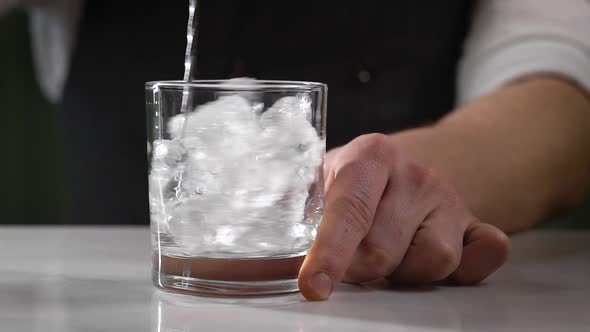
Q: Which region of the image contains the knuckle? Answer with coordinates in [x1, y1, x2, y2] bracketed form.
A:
[406, 161, 439, 193]
[363, 246, 398, 277]
[426, 240, 461, 280]
[406, 162, 468, 212]
[325, 147, 343, 166]
[352, 133, 390, 161]
[485, 226, 511, 261]
[438, 190, 468, 215]
[333, 193, 374, 235]
[445, 192, 465, 210]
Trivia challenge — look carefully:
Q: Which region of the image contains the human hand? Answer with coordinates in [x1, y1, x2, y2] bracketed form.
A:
[298, 134, 511, 300]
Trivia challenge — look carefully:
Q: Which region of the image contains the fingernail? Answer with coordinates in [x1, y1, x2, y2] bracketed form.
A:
[308, 273, 333, 300]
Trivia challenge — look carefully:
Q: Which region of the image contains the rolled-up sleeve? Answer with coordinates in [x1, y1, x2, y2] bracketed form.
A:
[456, 0, 590, 105]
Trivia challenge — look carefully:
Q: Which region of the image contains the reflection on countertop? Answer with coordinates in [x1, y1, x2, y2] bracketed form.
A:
[1, 227, 589, 332]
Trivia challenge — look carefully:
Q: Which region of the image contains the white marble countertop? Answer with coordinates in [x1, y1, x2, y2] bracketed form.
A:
[1, 226, 589, 332]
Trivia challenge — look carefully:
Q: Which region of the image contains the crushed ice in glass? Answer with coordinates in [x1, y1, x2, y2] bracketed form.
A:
[149, 83, 324, 258]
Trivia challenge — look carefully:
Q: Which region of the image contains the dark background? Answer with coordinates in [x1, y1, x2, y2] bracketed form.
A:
[1, 7, 588, 228]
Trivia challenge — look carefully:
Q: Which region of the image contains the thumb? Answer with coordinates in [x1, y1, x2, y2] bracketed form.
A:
[448, 222, 511, 285]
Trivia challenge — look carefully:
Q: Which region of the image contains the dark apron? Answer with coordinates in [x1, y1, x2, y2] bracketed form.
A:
[62, 0, 473, 224]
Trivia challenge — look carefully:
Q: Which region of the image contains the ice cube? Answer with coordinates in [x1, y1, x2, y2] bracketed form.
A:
[149, 87, 323, 256]
[167, 114, 186, 139]
[152, 139, 186, 166]
[219, 77, 262, 104]
[261, 95, 312, 122]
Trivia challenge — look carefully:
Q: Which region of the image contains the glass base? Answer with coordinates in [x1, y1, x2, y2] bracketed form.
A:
[153, 271, 300, 297]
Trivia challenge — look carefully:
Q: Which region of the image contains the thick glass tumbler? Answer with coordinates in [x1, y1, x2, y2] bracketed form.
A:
[146, 80, 327, 296]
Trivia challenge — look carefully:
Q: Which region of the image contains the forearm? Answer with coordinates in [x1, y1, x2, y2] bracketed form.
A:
[393, 77, 590, 233]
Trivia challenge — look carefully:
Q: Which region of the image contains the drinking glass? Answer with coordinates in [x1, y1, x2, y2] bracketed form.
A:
[146, 80, 327, 296]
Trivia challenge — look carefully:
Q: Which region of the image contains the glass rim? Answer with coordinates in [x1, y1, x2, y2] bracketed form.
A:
[145, 79, 327, 92]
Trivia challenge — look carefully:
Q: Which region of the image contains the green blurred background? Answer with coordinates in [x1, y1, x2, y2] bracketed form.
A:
[1, 9, 588, 227]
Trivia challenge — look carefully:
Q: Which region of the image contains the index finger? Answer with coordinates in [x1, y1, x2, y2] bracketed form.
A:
[298, 136, 390, 300]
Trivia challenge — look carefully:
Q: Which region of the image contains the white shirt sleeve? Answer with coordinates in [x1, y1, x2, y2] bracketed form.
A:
[0, 0, 20, 14]
[28, 0, 83, 104]
[456, 0, 590, 106]
[0, 0, 82, 103]
[2, 1, 79, 104]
